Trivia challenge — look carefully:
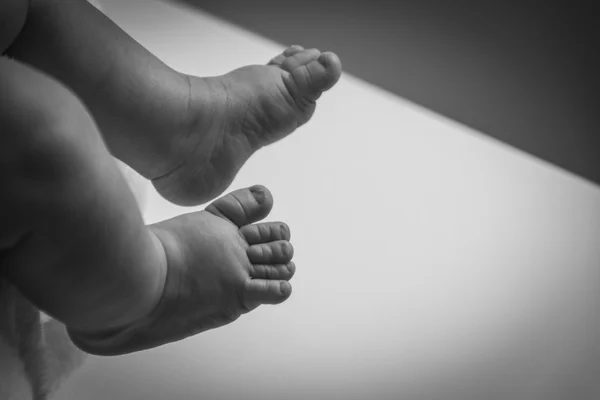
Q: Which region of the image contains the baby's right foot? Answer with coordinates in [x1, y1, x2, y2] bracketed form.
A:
[67, 185, 294, 356]
[152, 46, 342, 206]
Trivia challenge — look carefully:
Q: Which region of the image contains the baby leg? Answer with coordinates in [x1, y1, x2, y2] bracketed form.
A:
[0, 56, 166, 333]
[0, 56, 296, 359]
[6, 0, 342, 206]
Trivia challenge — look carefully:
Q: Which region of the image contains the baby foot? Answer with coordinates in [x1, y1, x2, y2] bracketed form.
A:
[152, 46, 342, 205]
[67, 185, 295, 356]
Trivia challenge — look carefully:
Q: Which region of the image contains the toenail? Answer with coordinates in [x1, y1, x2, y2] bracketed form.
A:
[281, 242, 292, 257]
[318, 53, 327, 64]
[286, 262, 296, 274]
[280, 224, 289, 239]
[250, 186, 266, 204]
[280, 281, 291, 295]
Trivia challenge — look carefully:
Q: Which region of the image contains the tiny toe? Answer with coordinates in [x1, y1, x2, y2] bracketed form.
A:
[283, 45, 305, 56]
[243, 280, 292, 308]
[268, 45, 305, 66]
[205, 185, 273, 227]
[248, 261, 296, 280]
[240, 222, 291, 245]
[280, 48, 321, 73]
[282, 49, 342, 102]
[268, 54, 286, 66]
[247, 240, 294, 264]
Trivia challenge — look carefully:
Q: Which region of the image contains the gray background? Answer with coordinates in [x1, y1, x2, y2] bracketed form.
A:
[178, 0, 600, 186]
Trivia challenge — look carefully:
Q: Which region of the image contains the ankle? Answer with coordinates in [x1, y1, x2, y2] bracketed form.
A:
[69, 227, 167, 339]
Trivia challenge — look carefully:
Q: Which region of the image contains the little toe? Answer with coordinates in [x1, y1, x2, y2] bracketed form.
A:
[280, 48, 321, 73]
[205, 185, 273, 227]
[248, 261, 296, 281]
[239, 222, 291, 245]
[243, 280, 292, 309]
[283, 45, 305, 56]
[268, 45, 305, 66]
[247, 240, 294, 264]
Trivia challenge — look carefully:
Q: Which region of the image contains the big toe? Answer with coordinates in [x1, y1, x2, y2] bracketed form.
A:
[242, 280, 292, 311]
[279, 47, 342, 102]
[205, 185, 273, 227]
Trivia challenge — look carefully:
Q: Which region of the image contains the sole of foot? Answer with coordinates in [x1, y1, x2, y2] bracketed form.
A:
[152, 46, 342, 206]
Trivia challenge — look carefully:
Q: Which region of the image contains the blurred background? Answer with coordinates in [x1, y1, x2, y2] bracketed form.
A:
[56, 1, 600, 399]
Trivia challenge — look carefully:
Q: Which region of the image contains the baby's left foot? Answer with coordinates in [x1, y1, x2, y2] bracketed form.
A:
[152, 46, 342, 205]
[67, 185, 294, 356]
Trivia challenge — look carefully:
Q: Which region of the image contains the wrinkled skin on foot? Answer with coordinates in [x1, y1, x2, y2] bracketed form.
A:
[152, 46, 342, 206]
[67, 186, 295, 356]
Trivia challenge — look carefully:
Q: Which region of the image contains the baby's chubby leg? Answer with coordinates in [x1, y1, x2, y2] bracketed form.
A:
[0, 57, 295, 355]
[0, 56, 167, 333]
[7, 0, 342, 207]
